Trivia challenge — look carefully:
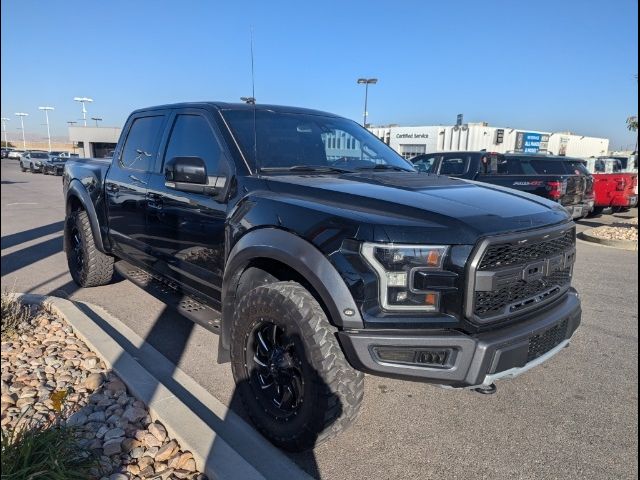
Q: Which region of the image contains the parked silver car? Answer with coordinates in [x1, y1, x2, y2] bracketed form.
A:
[19, 151, 50, 173]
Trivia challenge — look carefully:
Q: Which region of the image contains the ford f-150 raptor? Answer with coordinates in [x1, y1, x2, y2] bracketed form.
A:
[63, 102, 582, 450]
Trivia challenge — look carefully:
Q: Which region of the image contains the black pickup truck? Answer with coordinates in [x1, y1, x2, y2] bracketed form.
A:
[411, 151, 594, 219]
[63, 103, 581, 450]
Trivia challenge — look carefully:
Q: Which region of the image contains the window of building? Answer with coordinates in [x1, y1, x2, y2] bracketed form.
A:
[399, 144, 426, 160]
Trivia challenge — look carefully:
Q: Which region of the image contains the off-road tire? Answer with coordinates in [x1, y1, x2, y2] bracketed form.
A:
[65, 210, 114, 287]
[231, 281, 364, 451]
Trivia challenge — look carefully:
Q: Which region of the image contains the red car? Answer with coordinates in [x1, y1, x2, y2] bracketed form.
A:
[583, 158, 638, 213]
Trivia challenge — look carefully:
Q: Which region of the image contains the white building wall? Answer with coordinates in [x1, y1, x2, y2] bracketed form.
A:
[369, 124, 609, 158]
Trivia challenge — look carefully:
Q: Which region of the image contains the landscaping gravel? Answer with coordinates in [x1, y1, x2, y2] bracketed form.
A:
[589, 220, 638, 242]
[1, 302, 207, 480]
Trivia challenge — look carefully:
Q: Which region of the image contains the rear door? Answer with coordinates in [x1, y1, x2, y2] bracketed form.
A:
[105, 112, 168, 266]
[144, 108, 232, 306]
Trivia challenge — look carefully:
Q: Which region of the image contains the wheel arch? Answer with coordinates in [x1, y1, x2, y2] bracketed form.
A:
[218, 228, 364, 363]
[65, 179, 107, 253]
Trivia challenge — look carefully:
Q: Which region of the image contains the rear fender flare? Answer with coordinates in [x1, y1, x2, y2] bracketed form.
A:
[66, 179, 107, 253]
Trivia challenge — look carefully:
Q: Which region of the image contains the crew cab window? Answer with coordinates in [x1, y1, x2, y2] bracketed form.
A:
[412, 155, 437, 173]
[164, 114, 223, 174]
[529, 159, 567, 175]
[439, 156, 468, 176]
[120, 115, 164, 171]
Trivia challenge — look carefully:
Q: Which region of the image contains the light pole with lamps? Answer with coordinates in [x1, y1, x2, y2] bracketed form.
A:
[357, 78, 378, 127]
[91, 117, 102, 127]
[15, 112, 28, 149]
[38, 106, 54, 152]
[1, 117, 9, 147]
[73, 97, 93, 126]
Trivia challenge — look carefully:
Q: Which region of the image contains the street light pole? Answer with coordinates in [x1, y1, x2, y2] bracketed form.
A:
[15, 112, 28, 149]
[73, 97, 93, 127]
[1, 117, 9, 147]
[38, 106, 54, 152]
[91, 117, 102, 127]
[357, 78, 378, 127]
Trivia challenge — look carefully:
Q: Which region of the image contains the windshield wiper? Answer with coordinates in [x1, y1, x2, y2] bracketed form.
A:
[355, 164, 414, 172]
[259, 165, 354, 174]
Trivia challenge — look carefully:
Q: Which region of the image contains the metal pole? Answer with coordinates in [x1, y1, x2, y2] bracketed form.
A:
[1, 118, 8, 146]
[82, 102, 87, 127]
[363, 82, 369, 127]
[45, 110, 51, 152]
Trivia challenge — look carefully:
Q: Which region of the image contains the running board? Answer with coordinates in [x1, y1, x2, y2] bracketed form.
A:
[114, 260, 221, 333]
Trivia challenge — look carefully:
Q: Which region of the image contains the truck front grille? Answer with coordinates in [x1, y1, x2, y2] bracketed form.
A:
[474, 268, 572, 319]
[467, 224, 576, 324]
[478, 230, 575, 271]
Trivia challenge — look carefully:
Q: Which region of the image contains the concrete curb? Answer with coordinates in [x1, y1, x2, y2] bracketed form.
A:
[577, 229, 638, 251]
[17, 294, 310, 480]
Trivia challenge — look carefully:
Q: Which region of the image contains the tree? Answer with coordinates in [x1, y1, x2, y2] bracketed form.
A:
[627, 116, 638, 152]
[1, 140, 15, 148]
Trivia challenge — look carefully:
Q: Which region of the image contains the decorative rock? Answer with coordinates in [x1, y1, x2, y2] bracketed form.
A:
[143, 433, 162, 448]
[148, 422, 167, 443]
[105, 379, 127, 395]
[88, 410, 107, 423]
[122, 405, 146, 423]
[103, 437, 123, 456]
[104, 427, 126, 441]
[82, 356, 99, 369]
[84, 373, 104, 391]
[108, 473, 129, 480]
[155, 440, 179, 462]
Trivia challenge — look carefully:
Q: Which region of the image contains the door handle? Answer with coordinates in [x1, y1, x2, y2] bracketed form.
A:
[129, 174, 147, 185]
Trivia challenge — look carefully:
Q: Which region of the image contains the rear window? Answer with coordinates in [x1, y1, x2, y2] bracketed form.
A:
[529, 159, 567, 175]
[439, 155, 470, 176]
[565, 161, 589, 176]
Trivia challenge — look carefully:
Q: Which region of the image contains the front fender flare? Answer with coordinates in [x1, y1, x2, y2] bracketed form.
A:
[218, 228, 364, 361]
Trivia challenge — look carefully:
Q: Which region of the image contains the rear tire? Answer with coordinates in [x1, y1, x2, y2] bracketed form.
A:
[231, 281, 364, 451]
[20, 164, 26, 172]
[65, 210, 114, 287]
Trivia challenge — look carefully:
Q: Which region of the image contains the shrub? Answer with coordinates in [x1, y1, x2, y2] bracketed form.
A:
[1, 414, 96, 479]
[1, 289, 30, 338]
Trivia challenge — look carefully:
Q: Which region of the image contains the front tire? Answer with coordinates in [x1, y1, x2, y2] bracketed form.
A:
[65, 210, 114, 287]
[20, 163, 26, 172]
[231, 281, 364, 451]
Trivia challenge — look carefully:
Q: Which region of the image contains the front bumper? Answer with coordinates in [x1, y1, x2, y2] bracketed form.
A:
[338, 289, 581, 388]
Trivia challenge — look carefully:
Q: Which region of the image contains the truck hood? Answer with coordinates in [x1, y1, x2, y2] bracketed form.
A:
[264, 172, 571, 245]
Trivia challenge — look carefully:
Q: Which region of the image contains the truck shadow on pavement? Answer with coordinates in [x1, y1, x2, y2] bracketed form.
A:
[76, 300, 328, 479]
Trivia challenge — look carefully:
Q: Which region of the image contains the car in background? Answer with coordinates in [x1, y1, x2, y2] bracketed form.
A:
[583, 157, 638, 211]
[1, 148, 15, 158]
[411, 151, 592, 219]
[42, 154, 70, 175]
[7, 149, 25, 159]
[19, 151, 50, 173]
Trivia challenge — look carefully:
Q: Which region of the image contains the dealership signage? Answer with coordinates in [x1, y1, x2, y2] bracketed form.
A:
[515, 132, 550, 153]
[395, 133, 429, 139]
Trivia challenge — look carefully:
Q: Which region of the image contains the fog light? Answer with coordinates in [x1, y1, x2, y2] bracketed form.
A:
[373, 347, 453, 368]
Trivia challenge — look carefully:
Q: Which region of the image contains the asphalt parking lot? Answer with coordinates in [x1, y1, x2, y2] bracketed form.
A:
[1, 158, 638, 480]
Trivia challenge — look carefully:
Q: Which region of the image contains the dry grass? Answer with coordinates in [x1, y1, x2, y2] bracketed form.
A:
[1, 289, 30, 338]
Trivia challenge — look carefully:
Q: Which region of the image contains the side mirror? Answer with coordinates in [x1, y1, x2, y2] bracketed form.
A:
[164, 156, 226, 196]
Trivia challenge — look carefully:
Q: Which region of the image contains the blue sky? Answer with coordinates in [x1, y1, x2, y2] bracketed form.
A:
[1, 0, 638, 149]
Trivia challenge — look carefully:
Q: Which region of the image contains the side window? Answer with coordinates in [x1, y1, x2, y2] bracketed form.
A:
[120, 116, 165, 171]
[440, 156, 468, 176]
[496, 158, 525, 175]
[413, 155, 437, 173]
[164, 114, 223, 174]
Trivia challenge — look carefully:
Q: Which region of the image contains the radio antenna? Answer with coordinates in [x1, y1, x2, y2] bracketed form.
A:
[250, 27, 258, 172]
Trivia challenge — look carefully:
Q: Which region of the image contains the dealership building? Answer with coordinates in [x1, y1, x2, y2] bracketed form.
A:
[368, 123, 610, 160]
[68, 126, 121, 158]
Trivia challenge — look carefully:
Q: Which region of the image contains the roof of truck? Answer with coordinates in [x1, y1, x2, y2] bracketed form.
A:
[131, 102, 341, 118]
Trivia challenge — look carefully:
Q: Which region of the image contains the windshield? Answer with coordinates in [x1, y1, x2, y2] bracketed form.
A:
[30, 152, 49, 159]
[221, 109, 414, 172]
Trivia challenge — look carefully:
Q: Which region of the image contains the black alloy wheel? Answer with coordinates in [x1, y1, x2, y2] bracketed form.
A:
[246, 321, 305, 419]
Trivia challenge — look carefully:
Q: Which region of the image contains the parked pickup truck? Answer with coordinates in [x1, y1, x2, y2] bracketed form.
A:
[583, 157, 638, 211]
[63, 102, 582, 450]
[412, 151, 593, 219]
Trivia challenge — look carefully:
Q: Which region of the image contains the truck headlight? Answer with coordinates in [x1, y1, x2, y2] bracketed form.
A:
[361, 243, 448, 312]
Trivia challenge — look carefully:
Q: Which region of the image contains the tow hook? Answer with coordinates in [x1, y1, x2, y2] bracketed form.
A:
[473, 383, 497, 395]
